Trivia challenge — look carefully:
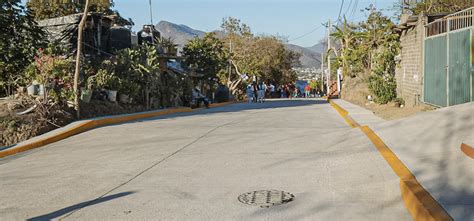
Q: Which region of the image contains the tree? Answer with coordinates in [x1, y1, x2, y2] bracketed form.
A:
[129, 45, 161, 109]
[330, 6, 400, 104]
[219, 17, 299, 95]
[221, 17, 252, 37]
[361, 8, 400, 103]
[0, 0, 46, 96]
[182, 33, 228, 84]
[27, 0, 112, 20]
[407, 0, 472, 15]
[330, 17, 361, 77]
[73, 0, 91, 118]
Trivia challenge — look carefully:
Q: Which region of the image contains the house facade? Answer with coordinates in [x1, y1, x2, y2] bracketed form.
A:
[394, 15, 427, 107]
[395, 7, 473, 107]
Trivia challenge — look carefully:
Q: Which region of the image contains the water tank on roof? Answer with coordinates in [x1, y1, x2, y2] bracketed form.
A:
[109, 26, 132, 51]
[138, 25, 161, 45]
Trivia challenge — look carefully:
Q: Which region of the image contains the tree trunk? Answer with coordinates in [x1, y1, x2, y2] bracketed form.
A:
[228, 61, 244, 95]
[73, 0, 91, 119]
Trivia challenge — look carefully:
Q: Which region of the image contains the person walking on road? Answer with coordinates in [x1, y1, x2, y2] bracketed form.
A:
[252, 82, 258, 102]
[268, 83, 275, 98]
[293, 87, 299, 98]
[257, 82, 267, 103]
[192, 88, 209, 108]
[304, 85, 311, 98]
[246, 85, 253, 103]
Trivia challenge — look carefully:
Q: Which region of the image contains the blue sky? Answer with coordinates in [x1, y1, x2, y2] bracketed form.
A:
[114, 0, 398, 47]
[24, 0, 399, 47]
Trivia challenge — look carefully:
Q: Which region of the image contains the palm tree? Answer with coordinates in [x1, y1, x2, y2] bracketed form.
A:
[330, 17, 359, 77]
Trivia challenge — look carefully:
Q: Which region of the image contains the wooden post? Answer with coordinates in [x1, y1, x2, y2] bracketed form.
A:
[73, 0, 91, 119]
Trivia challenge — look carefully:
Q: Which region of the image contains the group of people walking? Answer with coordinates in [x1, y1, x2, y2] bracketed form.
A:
[246, 82, 324, 103]
[246, 82, 274, 103]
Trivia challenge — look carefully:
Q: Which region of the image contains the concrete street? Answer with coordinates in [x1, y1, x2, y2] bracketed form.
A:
[0, 99, 410, 220]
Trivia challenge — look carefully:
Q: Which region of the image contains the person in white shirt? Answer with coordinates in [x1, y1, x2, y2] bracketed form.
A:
[269, 83, 275, 98]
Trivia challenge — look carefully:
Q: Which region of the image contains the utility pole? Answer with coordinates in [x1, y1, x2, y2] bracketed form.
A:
[320, 53, 324, 92]
[327, 19, 331, 96]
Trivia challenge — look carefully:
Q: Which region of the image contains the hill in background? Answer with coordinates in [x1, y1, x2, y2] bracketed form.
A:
[155, 20, 323, 69]
[155, 21, 205, 52]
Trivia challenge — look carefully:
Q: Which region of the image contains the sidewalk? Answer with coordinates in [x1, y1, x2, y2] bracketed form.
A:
[331, 99, 384, 126]
[334, 99, 474, 220]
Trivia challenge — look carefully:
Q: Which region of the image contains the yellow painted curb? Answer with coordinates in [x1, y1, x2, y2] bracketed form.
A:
[328, 100, 360, 128]
[327, 99, 452, 221]
[400, 179, 453, 221]
[0, 102, 236, 159]
[360, 126, 415, 180]
[461, 143, 474, 159]
[360, 127, 452, 221]
[0, 121, 96, 158]
[209, 101, 235, 108]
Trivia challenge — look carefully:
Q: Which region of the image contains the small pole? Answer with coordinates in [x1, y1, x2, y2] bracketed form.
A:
[149, 0, 154, 25]
[149, 0, 155, 44]
[327, 19, 331, 96]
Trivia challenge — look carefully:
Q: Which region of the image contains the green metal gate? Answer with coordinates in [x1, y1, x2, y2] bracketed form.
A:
[424, 36, 448, 107]
[424, 7, 474, 107]
[448, 30, 472, 106]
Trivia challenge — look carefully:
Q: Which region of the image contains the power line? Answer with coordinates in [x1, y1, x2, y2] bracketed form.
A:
[288, 25, 324, 42]
[337, 0, 345, 24]
[350, 0, 359, 19]
[343, 0, 353, 17]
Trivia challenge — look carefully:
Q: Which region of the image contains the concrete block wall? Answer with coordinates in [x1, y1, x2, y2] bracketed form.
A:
[395, 17, 427, 106]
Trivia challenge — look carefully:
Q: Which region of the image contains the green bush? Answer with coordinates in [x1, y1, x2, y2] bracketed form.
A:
[368, 73, 396, 104]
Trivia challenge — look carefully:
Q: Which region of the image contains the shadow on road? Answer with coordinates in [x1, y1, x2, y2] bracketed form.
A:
[27, 191, 135, 221]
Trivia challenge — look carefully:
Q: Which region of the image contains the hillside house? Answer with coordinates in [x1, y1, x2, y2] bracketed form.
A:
[38, 12, 133, 56]
[394, 7, 473, 107]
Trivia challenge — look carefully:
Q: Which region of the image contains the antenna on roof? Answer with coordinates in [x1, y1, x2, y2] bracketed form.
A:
[149, 0, 154, 25]
[148, 0, 155, 44]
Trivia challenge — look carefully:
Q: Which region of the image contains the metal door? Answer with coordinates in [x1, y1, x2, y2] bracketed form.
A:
[424, 35, 448, 107]
[448, 29, 471, 105]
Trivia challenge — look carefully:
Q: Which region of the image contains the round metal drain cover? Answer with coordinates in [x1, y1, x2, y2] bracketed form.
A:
[238, 190, 295, 208]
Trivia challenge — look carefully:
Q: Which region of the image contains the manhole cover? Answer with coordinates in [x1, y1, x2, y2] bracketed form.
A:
[238, 190, 295, 208]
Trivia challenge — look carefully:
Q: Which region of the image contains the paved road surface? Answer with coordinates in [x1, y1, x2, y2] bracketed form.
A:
[0, 99, 410, 220]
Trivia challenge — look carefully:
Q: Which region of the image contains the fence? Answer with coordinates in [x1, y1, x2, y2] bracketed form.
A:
[426, 7, 473, 37]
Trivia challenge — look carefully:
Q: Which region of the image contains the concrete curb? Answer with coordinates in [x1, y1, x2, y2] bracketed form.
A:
[0, 101, 235, 159]
[328, 99, 452, 221]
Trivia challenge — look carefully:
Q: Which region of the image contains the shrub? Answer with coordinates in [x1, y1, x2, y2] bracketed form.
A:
[368, 73, 396, 104]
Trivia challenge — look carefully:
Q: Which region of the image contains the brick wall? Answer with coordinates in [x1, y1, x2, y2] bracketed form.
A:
[395, 17, 427, 106]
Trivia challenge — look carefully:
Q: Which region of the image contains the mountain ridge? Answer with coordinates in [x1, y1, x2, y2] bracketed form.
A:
[155, 20, 322, 68]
